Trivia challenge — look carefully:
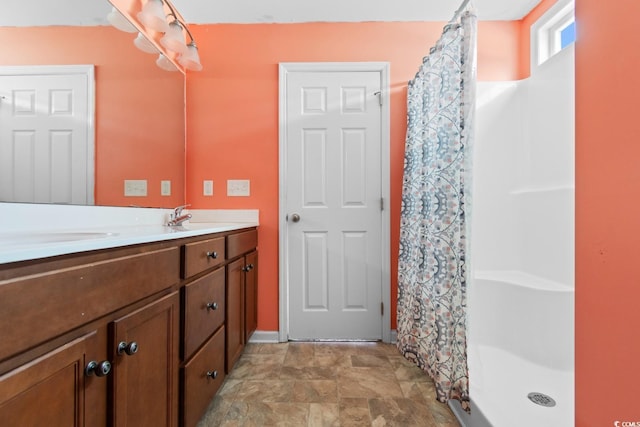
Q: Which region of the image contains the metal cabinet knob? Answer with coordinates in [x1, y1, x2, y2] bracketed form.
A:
[85, 360, 111, 377]
[290, 213, 300, 223]
[117, 341, 139, 356]
[206, 251, 218, 259]
[206, 301, 218, 310]
[206, 370, 218, 379]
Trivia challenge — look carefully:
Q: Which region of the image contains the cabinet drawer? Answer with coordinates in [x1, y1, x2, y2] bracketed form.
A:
[182, 237, 225, 279]
[0, 247, 179, 363]
[226, 229, 257, 260]
[183, 268, 225, 358]
[182, 326, 225, 427]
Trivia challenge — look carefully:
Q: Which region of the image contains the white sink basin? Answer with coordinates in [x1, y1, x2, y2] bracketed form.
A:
[0, 232, 118, 246]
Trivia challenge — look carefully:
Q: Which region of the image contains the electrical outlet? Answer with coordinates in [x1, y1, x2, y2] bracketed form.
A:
[227, 179, 250, 196]
[203, 180, 214, 196]
[124, 180, 147, 197]
[161, 180, 171, 196]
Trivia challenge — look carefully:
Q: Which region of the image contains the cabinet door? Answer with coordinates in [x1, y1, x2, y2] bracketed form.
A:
[110, 292, 179, 427]
[225, 258, 245, 373]
[244, 250, 258, 343]
[0, 330, 107, 427]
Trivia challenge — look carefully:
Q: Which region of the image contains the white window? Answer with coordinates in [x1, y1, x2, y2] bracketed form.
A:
[531, 0, 576, 72]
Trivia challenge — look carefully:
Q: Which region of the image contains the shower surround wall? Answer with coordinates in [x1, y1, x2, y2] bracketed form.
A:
[452, 46, 574, 427]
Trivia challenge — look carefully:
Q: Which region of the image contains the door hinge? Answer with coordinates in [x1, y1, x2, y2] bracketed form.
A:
[374, 91, 382, 106]
[380, 302, 384, 316]
[380, 197, 384, 211]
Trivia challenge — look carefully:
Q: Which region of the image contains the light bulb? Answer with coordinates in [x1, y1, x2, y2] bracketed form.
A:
[178, 42, 203, 72]
[137, 0, 170, 33]
[160, 21, 188, 55]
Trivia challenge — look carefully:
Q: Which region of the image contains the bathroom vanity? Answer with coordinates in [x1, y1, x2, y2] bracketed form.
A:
[0, 207, 258, 427]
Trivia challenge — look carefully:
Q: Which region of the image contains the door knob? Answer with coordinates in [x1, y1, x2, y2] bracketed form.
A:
[117, 341, 139, 356]
[85, 360, 111, 377]
[290, 213, 300, 223]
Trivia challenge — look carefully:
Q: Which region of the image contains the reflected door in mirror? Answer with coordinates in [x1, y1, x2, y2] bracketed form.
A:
[0, 65, 94, 204]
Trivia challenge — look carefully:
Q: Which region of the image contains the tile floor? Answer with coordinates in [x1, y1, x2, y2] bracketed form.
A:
[197, 341, 461, 426]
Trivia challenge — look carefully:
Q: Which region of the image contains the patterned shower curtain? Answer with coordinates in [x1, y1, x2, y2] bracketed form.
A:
[397, 6, 476, 410]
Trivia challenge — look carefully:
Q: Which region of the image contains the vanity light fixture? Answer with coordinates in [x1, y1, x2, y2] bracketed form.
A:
[107, 0, 203, 72]
[159, 1, 203, 71]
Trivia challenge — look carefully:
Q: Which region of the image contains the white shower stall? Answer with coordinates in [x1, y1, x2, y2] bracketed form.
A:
[450, 45, 575, 426]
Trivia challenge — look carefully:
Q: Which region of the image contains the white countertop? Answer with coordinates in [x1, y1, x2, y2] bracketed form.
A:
[0, 204, 259, 265]
[0, 222, 258, 265]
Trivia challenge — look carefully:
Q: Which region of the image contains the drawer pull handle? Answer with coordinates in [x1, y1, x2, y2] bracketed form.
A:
[85, 360, 111, 377]
[243, 263, 254, 272]
[117, 341, 139, 356]
[206, 302, 218, 310]
[206, 370, 218, 379]
[206, 251, 218, 259]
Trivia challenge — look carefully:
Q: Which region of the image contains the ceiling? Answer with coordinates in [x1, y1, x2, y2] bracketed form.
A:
[2, 0, 541, 27]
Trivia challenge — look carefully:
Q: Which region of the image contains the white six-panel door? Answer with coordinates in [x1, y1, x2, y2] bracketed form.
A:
[279, 62, 390, 341]
[0, 65, 94, 205]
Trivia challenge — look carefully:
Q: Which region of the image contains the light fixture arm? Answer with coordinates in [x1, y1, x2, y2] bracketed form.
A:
[163, 0, 194, 40]
[182, 23, 196, 44]
[165, 14, 195, 44]
[161, 0, 195, 44]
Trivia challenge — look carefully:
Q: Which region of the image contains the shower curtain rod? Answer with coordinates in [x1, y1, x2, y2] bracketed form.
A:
[450, 0, 472, 22]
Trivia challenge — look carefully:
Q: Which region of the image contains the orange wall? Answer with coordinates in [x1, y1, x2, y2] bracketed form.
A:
[0, 26, 185, 207]
[185, 22, 520, 332]
[518, 0, 558, 78]
[575, 1, 640, 424]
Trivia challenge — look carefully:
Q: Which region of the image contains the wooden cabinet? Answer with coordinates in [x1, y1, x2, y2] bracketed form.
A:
[110, 292, 179, 427]
[225, 257, 245, 373]
[226, 250, 259, 365]
[0, 225, 257, 427]
[180, 228, 258, 426]
[225, 230, 258, 373]
[180, 266, 227, 427]
[0, 330, 107, 427]
[244, 250, 258, 343]
[0, 246, 179, 364]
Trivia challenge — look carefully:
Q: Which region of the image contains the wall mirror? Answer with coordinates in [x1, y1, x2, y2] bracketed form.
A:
[0, 1, 186, 208]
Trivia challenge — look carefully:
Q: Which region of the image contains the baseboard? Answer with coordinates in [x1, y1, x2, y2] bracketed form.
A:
[248, 330, 398, 344]
[248, 330, 280, 343]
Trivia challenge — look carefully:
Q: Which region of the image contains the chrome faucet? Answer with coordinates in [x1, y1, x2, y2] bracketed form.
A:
[167, 204, 192, 226]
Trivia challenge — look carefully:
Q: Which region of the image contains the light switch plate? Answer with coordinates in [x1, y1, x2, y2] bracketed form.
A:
[203, 180, 214, 196]
[161, 180, 171, 196]
[227, 179, 250, 196]
[124, 180, 147, 197]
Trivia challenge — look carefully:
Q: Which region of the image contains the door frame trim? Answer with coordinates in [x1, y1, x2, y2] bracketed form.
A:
[0, 64, 95, 205]
[277, 62, 391, 343]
